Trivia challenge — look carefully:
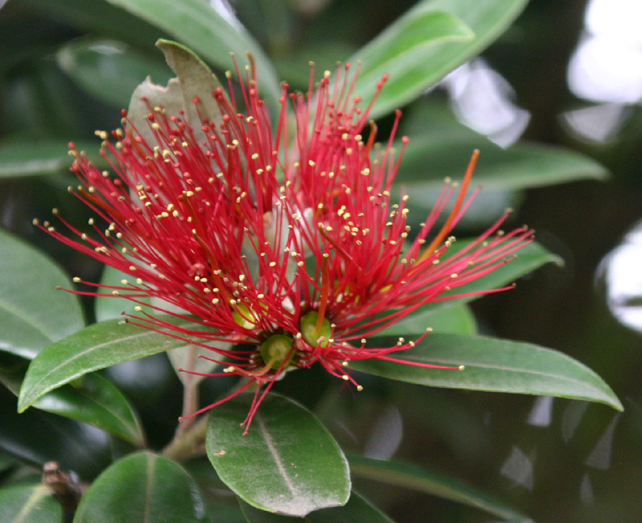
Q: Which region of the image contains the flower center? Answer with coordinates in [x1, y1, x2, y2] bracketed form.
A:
[259, 334, 295, 369]
[300, 311, 332, 347]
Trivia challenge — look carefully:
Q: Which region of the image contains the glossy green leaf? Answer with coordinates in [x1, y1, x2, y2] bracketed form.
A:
[351, 334, 623, 411]
[348, 8, 473, 117]
[1, 364, 144, 446]
[57, 38, 172, 109]
[0, 386, 113, 479]
[240, 491, 394, 523]
[18, 316, 213, 412]
[103, 0, 281, 108]
[206, 393, 350, 517]
[352, 0, 529, 118]
[382, 303, 477, 337]
[74, 451, 208, 523]
[398, 135, 609, 191]
[0, 228, 84, 360]
[0, 484, 62, 523]
[347, 454, 528, 522]
[0, 139, 103, 179]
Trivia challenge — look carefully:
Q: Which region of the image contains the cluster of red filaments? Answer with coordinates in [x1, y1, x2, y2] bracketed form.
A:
[36, 61, 533, 431]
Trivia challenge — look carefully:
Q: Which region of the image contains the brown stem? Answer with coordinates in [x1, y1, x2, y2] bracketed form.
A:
[162, 377, 253, 462]
[162, 414, 209, 462]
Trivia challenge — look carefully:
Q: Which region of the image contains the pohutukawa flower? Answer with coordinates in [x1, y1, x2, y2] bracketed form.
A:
[37, 61, 533, 432]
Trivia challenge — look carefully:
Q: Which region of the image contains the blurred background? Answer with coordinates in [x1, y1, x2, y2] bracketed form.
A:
[0, 0, 641, 522]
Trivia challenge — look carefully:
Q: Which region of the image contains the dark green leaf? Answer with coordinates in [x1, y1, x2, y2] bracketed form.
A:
[353, 0, 529, 118]
[20, 0, 163, 51]
[56, 38, 173, 109]
[0, 484, 62, 523]
[351, 334, 623, 411]
[0, 455, 16, 474]
[182, 457, 248, 522]
[0, 364, 144, 446]
[381, 304, 476, 337]
[0, 386, 113, 479]
[74, 451, 208, 523]
[347, 454, 528, 522]
[35, 375, 144, 447]
[0, 140, 104, 179]
[205, 502, 247, 523]
[240, 491, 394, 523]
[103, 0, 281, 108]
[349, 8, 473, 117]
[0, 228, 84, 360]
[206, 393, 350, 517]
[18, 316, 213, 412]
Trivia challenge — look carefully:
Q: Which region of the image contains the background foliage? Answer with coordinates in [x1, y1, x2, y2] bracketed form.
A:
[1, 0, 641, 522]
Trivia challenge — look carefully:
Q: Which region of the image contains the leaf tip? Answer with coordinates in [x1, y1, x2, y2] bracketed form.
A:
[16, 394, 33, 414]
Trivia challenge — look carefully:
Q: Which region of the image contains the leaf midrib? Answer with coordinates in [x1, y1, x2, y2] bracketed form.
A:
[257, 412, 298, 499]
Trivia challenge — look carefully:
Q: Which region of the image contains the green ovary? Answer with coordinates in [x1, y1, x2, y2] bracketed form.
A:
[259, 334, 295, 369]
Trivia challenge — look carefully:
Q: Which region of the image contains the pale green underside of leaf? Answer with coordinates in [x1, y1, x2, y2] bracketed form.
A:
[95, 265, 150, 322]
[351, 334, 623, 411]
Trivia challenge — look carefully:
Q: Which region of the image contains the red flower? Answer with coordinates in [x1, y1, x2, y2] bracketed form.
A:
[38, 63, 532, 432]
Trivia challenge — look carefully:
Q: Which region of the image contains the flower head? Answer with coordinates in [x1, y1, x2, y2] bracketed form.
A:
[38, 62, 532, 432]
